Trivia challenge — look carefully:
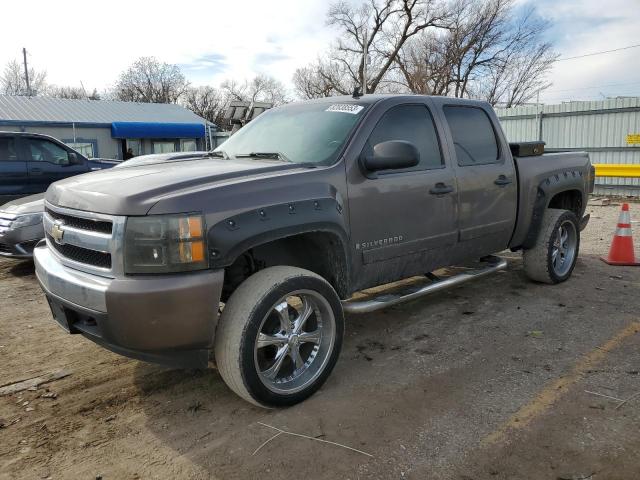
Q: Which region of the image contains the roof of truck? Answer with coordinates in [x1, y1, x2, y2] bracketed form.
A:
[298, 94, 490, 107]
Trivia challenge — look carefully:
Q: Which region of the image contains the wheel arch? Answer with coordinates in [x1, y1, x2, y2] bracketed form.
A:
[547, 189, 583, 218]
[208, 199, 351, 299]
[518, 171, 587, 250]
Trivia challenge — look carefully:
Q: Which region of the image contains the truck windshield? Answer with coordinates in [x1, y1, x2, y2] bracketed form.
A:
[215, 102, 368, 165]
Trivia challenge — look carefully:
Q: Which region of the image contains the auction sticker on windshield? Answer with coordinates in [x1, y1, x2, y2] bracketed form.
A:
[326, 104, 364, 114]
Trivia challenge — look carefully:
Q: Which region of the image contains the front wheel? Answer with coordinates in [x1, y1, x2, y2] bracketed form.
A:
[214, 266, 344, 407]
[523, 208, 580, 284]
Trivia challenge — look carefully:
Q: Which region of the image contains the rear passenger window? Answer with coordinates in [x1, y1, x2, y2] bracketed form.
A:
[444, 106, 500, 166]
[363, 104, 443, 172]
[0, 137, 17, 161]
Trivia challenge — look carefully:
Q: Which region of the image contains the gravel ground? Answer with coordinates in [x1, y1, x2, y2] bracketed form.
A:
[0, 200, 639, 480]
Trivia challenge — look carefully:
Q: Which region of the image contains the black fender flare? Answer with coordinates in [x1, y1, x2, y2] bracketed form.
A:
[521, 170, 586, 249]
[207, 197, 350, 270]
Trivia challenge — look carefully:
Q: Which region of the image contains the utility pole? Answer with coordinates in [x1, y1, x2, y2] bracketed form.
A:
[362, 28, 368, 94]
[22, 48, 31, 96]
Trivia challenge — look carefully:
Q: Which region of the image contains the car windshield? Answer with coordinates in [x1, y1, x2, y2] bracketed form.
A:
[215, 101, 368, 165]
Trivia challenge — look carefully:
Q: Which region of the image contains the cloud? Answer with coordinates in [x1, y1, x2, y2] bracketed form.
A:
[253, 50, 291, 70]
[524, 0, 640, 102]
[181, 53, 228, 73]
[179, 53, 228, 84]
[1, 0, 636, 103]
[0, 0, 334, 92]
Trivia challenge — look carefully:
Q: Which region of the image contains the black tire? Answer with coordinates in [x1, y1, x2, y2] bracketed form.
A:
[523, 208, 580, 284]
[214, 266, 344, 408]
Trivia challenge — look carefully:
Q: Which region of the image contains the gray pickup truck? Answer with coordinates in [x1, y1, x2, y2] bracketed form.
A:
[34, 95, 594, 407]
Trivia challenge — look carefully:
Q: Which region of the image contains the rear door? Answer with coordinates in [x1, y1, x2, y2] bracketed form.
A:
[22, 137, 88, 193]
[440, 104, 517, 255]
[0, 135, 29, 204]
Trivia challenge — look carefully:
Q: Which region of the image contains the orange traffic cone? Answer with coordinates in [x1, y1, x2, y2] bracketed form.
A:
[601, 203, 639, 266]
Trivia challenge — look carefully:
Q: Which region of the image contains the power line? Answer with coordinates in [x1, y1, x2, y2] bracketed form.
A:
[557, 43, 640, 61]
[545, 80, 640, 93]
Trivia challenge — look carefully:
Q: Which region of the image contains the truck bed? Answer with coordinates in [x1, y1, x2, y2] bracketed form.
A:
[510, 151, 592, 249]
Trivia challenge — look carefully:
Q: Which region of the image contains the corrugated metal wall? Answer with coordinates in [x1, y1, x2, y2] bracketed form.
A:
[496, 97, 640, 196]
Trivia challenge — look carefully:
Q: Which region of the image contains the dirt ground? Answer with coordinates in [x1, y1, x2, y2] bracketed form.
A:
[1, 201, 639, 480]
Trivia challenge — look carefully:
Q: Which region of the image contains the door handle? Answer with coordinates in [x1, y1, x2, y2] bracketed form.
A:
[429, 183, 454, 195]
[494, 175, 512, 186]
[30, 168, 43, 176]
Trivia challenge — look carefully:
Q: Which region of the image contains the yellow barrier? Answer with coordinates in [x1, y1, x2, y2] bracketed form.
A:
[593, 164, 640, 178]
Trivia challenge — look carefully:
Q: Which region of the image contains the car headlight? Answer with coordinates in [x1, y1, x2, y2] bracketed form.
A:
[124, 213, 208, 274]
[10, 213, 43, 229]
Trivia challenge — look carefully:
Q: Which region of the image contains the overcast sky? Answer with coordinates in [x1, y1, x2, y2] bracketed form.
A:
[0, 0, 638, 103]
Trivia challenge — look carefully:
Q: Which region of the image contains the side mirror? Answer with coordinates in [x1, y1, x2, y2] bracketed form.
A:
[68, 152, 83, 165]
[363, 140, 420, 172]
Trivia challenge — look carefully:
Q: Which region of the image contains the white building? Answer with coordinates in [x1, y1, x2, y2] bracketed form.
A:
[0, 95, 209, 160]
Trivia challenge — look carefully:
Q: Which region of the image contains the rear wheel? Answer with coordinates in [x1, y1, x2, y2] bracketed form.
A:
[523, 208, 580, 284]
[214, 266, 344, 407]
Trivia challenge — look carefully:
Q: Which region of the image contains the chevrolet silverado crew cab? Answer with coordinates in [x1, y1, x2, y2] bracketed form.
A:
[34, 95, 594, 407]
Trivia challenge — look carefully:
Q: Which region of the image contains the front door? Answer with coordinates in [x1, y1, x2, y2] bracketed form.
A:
[21, 137, 88, 194]
[347, 100, 458, 290]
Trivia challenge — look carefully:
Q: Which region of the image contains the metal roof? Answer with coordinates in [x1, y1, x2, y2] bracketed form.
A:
[0, 94, 206, 125]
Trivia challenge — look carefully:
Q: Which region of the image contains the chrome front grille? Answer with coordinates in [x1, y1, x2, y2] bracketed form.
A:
[45, 207, 113, 234]
[47, 238, 112, 268]
[0, 212, 16, 234]
[43, 202, 126, 278]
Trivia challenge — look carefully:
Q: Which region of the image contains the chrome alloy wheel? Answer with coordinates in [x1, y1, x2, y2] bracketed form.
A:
[254, 290, 336, 394]
[551, 220, 577, 276]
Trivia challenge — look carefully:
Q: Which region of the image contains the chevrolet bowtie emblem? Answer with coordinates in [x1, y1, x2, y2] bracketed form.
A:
[51, 220, 65, 244]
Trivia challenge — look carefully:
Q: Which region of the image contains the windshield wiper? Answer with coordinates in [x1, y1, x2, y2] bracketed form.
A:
[208, 150, 229, 159]
[236, 152, 291, 163]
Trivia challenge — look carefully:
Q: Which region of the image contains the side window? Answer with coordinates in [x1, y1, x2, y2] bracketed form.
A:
[65, 141, 95, 158]
[26, 139, 70, 165]
[0, 137, 17, 161]
[363, 104, 443, 172]
[443, 106, 500, 166]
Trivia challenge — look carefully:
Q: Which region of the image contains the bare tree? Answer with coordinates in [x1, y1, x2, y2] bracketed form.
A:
[113, 57, 189, 103]
[395, 0, 557, 105]
[294, 0, 450, 98]
[220, 75, 290, 105]
[1, 59, 47, 96]
[182, 86, 224, 123]
[293, 60, 352, 98]
[45, 85, 101, 100]
[393, 32, 453, 95]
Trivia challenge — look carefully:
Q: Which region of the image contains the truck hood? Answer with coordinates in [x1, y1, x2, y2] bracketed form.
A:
[46, 158, 303, 215]
[0, 193, 45, 215]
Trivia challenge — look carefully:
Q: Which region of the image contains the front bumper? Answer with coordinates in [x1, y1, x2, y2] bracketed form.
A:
[34, 245, 224, 368]
[0, 224, 44, 259]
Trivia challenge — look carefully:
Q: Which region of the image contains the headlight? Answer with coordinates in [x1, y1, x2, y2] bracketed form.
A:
[124, 213, 208, 274]
[10, 213, 43, 229]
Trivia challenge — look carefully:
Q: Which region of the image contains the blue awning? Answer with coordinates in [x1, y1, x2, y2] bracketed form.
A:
[111, 122, 205, 139]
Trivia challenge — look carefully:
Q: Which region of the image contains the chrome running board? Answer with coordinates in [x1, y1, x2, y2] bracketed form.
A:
[341, 256, 508, 314]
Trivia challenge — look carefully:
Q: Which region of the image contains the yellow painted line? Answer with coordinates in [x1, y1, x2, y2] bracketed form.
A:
[482, 321, 640, 446]
[594, 164, 640, 178]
